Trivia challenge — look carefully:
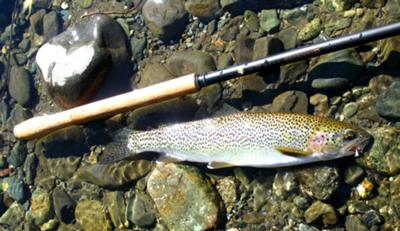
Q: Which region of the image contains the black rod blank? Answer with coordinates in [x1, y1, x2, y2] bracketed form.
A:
[195, 21, 400, 88]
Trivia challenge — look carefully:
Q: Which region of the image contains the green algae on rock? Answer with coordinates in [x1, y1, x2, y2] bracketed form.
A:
[147, 163, 225, 231]
[28, 188, 53, 226]
[126, 191, 156, 227]
[356, 126, 400, 175]
[73, 160, 152, 189]
[104, 191, 129, 229]
[0, 202, 24, 229]
[0, 175, 26, 202]
[304, 201, 338, 225]
[75, 199, 112, 231]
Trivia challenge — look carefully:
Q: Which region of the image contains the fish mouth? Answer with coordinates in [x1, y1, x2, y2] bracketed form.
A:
[344, 132, 372, 157]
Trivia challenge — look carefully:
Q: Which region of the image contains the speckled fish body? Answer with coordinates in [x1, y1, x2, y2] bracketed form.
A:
[103, 112, 371, 169]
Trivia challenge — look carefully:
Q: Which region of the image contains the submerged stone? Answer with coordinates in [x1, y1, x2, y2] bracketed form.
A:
[36, 14, 128, 108]
[8, 141, 27, 167]
[259, 9, 280, 33]
[29, 188, 52, 226]
[52, 187, 75, 224]
[304, 201, 337, 225]
[147, 163, 225, 230]
[104, 191, 129, 229]
[73, 160, 152, 189]
[376, 81, 400, 119]
[0, 175, 26, 202]
[298, 18, 321, 42]
[271, 91, 308, 113]
[75, 199, 112, 231]
[0, 202, 24, 228]
[126, 191, 156, 227]
[184, 0, 221, 22]
[8, 66, 32, 107]
[166, 50, 216, 76]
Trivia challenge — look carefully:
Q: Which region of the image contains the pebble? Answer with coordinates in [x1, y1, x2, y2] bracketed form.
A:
[184, 0, 221, 22]
[147, 163, 225, 230]
[298, 18, 321, 42]
[0, 175, 26, 202]
[376, 81, 400, 119]
[309, 93, 329, 115]
[52, 187, 75, 224]
[0, 202, 24, 228]
[304, 201, 337, 225]
[29, 188, 52, 226]
[8, 141, 27, 167]
[343, 102, 359, 118]
[42, 11, 62, 40]
[75, 199, 112, 231]
[259, 9, 280, 33]
[166, 50, 216, 76]
[8, 66, 32, 107]
[279, 27, 298, 49]
[126, 191, 156, 227]
[344, 165, 365, 186]
[272, 170, 298, 199]
[23, 153, 38, 185]
[215, 176, 237, 213]
[142, 0, 188, 40]
[252, 36, 283, 60]
[73, 160, 152, 189]
[243, 10, 259, 32]
[280, 61, 308, 84]
[356, 178, 374, 199]
[104, 191, 128, 229]
[271, 91, 308, 113]
[345, 215, 368, 231]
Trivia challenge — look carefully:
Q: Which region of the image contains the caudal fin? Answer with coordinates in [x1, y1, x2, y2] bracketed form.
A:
[99, 128, 133, 164]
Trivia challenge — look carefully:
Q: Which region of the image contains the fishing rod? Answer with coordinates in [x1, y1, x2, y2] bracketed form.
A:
[13, 21, 400, 140]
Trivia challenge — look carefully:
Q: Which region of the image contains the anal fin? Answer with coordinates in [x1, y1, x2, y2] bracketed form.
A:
[275, 146, 312, 157]
[207, 161, 235, 169]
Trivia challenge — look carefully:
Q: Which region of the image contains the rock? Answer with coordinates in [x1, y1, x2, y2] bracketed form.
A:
[368, 75, 394, 95]
[298, 18, 321, 42]
[271, 91, 308, 113]
[43, 11, 62, 40]
[280, 61, 308, 84]
[215, 176, 237, 213]
[184, 0, 221, 22]
[252, 36, 283, 60]
[45, 156, 81, 181]
[310, 49, 365, 89]
[24, 153, 38, 185]
[356, 126, 400, 175]
[138, 59, 175, 88]
[76, 0, 93, 8]
[272, 171, 298, 199]
[390, 176, 400, 221]
[166, 50, 216, 76]
[36, 14, 128, 108]
[218, 16, 241, 42]
[217, 53, 233, 69]
[0, 202, 24, 228]
[8, 141, 27, 167]
[29, 188, 52, 226]
[0, 175, 26, 202]
[324, 17, 352, 33]
[345, 215, 368, 231]
[11, 51, 28, 65]
[147, 163, 225, 230]
[0, 101, 9, 125]
[75, 199, 112, 231]
[130, 37, 147, 61]
[259, 9, 280, 33]
[6, 104, 32, 128]
[304, 201, 337, 225]
[30, 9, 46, 35]
[235, 33, 255, 64]
[243, 10, 259, 32]
[376, 81, 400, 119]
[279, 27, 298, 49]
[320, 0, 356, 12]
[384, 0, 400, 18]
[343, 102, 359, 119]
[8, 66, 32, 107]
[40, 219, 59, 231]
[104, 191, 128, 229]
[52, 187, 75, 224]
[142, 0, 188, 40]
[361, 209, 383, 227]
[344, 165, 365, 186]
[73, 160, 152, 189]
[126, 191, 156, 227]
[295, 165, 340, 201]
[378, 36, 400, 68]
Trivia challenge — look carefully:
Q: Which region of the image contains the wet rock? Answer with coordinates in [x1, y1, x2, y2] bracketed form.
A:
[166, 50, 216, 76]
[361, 209, 383, 227]
[40, 219, 59, 231]
[46, 156, 81, 181]
[8, 66, 32, 107]
[252, 37, 283, 60]
[271, 91, 308, 113]
[272, 171, 298, 199]
[343, 102, 359, 119]
[384, 0, 400, 18]
[259, 9, 280, 33]
[235, 33, 255, 64]
[376, 81, 400, 119]
[0, 101, 9, 125]
[320, 0, 356, 12]
[0, 202, 24, 228]
[280, 60, 308, 84]
[244, 10, 259, 32]
[310, 49, 364, 89]
[29, 188, 52, 226]
[304, 201, 337, 225]
[0, 175, 26, 202]
[368, 75, 394, 96]
[344, 165, 365, 186]
[390, 175, 400, 219]
[138, 59, 174, 88]
[185, 0, 221, 22]
[310, 93, 329, 116]
[76, 0, 93, 8]
[11, 51, 28, 66]
[217, 53, 233, 69]
[356, 126, 400, 175]
[295, 165, 340, 201]
[36, 14, 128, 108]
[298, 18, 321, 42]
[30, 9, 46, 35]
[215, 176, 237, 213]
[52, 187, 75, 224]
[104, 191, 128, 229]
[219, 16, 241, 42]
[345, 215, 368, 231]
[73, 160, 152, 189]
[8, 141, 27, 167]
[325, 17, 352, 33]
[147, 163, 225, 230]
[279, 27, 298, 49]
[7, 104, 31, 128]
[24, 153, 38, 185]
[130, 37, 147, 61]
[43, 11, 62, 40]
[142, 0, 188, 40]
[126, 191, 156, 227]
[75, 199, 112, 231]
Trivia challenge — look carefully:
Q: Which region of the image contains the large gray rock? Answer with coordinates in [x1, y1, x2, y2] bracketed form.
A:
[166, 50, 216, 76]
[376, 81, 400, 119]
[142, 0, 188, 40]
[36, 14, 129, 108]
[8, 66, 32, 107]
[43, 11, 62, 40]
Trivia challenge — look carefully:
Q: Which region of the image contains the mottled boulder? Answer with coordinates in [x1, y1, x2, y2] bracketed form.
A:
[36, 14, 129, 108]
[142, 0, 188, 40]
[147, 163, 225, 230]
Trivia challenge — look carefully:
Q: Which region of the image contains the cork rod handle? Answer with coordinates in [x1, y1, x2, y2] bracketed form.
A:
[13, 73, 199, 140]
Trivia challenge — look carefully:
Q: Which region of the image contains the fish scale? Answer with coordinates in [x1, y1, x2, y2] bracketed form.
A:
[102, 112, 370, 168]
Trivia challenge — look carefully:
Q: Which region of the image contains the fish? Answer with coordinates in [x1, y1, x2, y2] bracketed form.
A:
[100, 112, 371, 169]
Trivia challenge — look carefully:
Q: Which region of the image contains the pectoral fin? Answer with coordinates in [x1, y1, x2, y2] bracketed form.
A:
[207, 161, 235, 169]
[275, 146, 312, 157]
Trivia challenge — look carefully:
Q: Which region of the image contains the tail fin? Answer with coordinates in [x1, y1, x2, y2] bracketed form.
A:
[99, 128, 133, 164]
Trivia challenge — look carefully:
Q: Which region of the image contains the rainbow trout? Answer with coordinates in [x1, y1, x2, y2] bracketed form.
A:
[101, 112, 371, 169]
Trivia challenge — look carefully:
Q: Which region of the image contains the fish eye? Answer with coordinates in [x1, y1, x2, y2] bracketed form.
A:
[344, 130, 357, 141]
